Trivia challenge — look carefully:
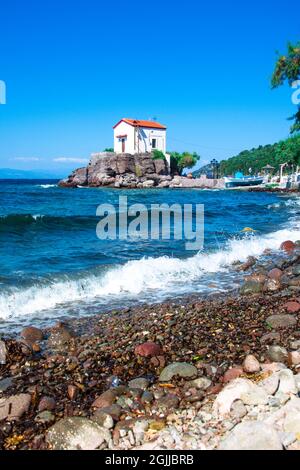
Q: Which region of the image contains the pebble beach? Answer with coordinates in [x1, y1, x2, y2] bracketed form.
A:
[1, 239, 300, 450]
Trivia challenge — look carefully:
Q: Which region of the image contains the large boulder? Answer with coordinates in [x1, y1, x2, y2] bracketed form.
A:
[218, 421, 282, 450]
[212, 378, 268, 417]
[46, 417, 111, 450]
[20, 326, 44, 343]
[0, 394, 31, 421]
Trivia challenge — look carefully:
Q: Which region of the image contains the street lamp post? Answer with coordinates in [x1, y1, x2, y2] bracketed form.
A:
[210, 159, 219, 179]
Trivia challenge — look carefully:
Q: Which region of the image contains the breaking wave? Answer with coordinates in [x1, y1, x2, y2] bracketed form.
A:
[0, 225, 299, 321]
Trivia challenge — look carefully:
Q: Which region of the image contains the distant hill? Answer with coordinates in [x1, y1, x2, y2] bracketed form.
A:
[219, 134, 300, 176]
[192, 163, 213, 178]
[0, 168, 63, 179]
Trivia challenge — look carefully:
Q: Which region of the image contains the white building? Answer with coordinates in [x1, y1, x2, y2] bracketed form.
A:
[113, 118, 167, 155]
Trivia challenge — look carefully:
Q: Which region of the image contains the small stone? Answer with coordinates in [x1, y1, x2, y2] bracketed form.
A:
[288, 351, 300, 366]
[230, 399, 247, 419]
[38, 396, 56, 412]
[266, 315, 297, 330]
[67, 385, 77, 400]
[0, 340, 7, 365]
[91, 410, 114, 429]
[46, 417, 111, 450]
[141, 391, 154, 404]
[240, 280, 263, 295]
[264, 278, 281, 291]
[242, 354, 260, 373]
[20, 326, 44, 343]
[35, 411, 55, 423]
[47, 322, 75, 350]
[116, 395, 133, 409]
[222, 367, 244, 383]
[285, 301, 300, 313]
[128, 378, 149, 390]
[100, 404, 122, 421]
[266, 346, 288, 363]
[187, 377, 212, 390]
[218, 421, 282, 450]
[290, 340, 300, 350]
[0, 394, 31, 421]
[134, 342, 162, 357]
[156, 393, 179, 410]
[260, 332, 280, 344]
[268, 268, 283, 280]
[92, 390, 116, 409]
[280, 240, 296, 252]
[159, 362, 197, 382]
[0, 377, 13, 393]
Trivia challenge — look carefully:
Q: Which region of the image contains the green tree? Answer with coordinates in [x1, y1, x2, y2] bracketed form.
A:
[271, 41, 300, 133]
[170, 151, 200, 175]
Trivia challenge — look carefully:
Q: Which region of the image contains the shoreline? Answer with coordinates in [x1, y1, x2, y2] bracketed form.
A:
[1, 240, 300, 449]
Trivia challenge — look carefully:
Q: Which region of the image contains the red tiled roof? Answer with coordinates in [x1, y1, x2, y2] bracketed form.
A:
[113, 118, 167, 130]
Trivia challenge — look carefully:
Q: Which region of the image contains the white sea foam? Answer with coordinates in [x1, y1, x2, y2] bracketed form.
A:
[38, 184, 57, 189]
[0, 224, 299, 321]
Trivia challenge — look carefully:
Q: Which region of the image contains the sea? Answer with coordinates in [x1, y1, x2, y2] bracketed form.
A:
[0, 179, 299, 333]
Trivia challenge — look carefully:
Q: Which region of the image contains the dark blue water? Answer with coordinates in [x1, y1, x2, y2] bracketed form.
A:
[0, 179, 299, 332]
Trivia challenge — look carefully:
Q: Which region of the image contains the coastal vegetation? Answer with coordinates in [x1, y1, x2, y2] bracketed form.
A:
[219, 134, 300, 176]
[151, 149, 166, 160]
[271, 41, 300, 134]
[169, 151, 200, 175]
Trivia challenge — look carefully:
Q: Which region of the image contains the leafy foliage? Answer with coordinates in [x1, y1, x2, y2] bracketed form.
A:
[219, 134, 300, 176]
[152, 150, 166, 160]
[169, 151, 200, 175]
[271, 41, 300, 133]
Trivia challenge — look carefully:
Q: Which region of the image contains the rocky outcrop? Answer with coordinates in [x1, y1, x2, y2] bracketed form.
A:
[58, 152, 170, 188]
[58, 151, 226, 189]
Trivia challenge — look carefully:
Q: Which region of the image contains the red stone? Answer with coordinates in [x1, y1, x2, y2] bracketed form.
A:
[285, 301, 300, 313]
[268, 268, 283, 280]
[67, 385, 77, 400]
[150, 355, 166, 368]
[20, 326, 44, 343]
[222, 366, 243, 383]
[280, 240, 296, 252]
[288, 351, 300, 366]
[207, 383, 223, 395]
[134, 342, 162, 357]
[38, 396, 56, 412]
[92, 390, 116, 409]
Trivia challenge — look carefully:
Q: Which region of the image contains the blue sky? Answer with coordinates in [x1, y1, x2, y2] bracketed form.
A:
[0, 0, 299, 176]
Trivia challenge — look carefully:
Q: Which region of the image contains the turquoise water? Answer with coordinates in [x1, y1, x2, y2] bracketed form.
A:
[0, 179, 299, 332]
